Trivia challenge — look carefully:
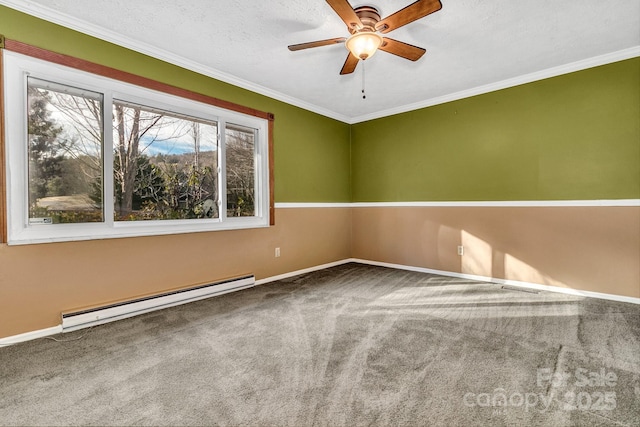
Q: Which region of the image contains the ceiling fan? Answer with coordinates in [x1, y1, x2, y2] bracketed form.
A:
[288, 0, 442, 75]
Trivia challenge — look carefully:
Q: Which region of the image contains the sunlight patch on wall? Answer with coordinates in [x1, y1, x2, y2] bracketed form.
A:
[460, 230, 569, 289]
[504, 254, 568, 289]
[461, 230, 493, 277]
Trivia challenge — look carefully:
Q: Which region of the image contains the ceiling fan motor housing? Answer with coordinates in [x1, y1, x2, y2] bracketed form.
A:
[350, 6, 381, 34]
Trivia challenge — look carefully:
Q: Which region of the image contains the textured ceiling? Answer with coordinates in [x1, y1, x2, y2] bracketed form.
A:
[2, 0, 639, 123]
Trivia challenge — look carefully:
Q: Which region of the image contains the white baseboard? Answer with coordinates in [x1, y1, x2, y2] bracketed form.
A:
[0, 325, 62, 347]
[2, 258, 637, 345]
[350, 258, 640, 305]
[255, 259, 353, 286]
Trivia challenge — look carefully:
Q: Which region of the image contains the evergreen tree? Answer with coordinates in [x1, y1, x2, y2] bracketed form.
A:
[27, 86, 66, 205]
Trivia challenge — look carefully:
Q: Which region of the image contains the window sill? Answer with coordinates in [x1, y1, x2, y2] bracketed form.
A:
[7, 218, 270, 245]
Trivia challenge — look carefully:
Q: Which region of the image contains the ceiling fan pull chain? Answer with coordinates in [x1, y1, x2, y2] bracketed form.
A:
[362, 62, 366, 100]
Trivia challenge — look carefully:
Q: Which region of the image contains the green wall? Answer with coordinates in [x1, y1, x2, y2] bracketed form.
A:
[2, 6, 638, 205]
[351, 58, 640, 202]
[0, 6, 351, 203]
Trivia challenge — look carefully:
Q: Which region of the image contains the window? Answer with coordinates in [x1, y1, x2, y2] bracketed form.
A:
[27, 78, 104, 225]
[111, 100, 220, 221]
[226, 124, 256, 217]
[4, 51, 270, 244]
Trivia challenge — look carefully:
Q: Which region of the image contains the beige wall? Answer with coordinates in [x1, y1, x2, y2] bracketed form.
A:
[352, 206, 640, 298]
[2, 204, 639, 339]
[0, 208, 351, 338]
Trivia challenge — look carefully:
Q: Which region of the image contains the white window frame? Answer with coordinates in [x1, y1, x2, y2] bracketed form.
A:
[4, 51, 270, 245]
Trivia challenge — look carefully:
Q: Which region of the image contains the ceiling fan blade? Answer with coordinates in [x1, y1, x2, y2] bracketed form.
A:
[326, 0, 363, 31]
[340, 52, 359, 75]
[375, 0, 442, 34]
[288, 37, 347, 51]
[379, 38, 426, 61]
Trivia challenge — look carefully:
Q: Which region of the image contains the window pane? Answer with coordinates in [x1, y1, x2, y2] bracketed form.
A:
[113, 101, 219, 221]
[27, 78, 104, 224]
[226, 124, 256, 217]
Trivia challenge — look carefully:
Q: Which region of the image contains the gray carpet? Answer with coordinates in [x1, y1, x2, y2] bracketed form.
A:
[1, 263, 638, 426]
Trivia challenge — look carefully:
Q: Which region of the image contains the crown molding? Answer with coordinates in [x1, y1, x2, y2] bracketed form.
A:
[0, 0, 351, 123]
[349, 46, 640, 124]
[1, 0, 638, 125]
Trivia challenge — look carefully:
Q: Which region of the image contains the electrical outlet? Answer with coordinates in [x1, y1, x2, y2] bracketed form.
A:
[457, 245, 464, 256]
[275, 247, 281, 257]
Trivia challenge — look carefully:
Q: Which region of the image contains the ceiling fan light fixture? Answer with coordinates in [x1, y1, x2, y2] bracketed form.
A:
[345, 31, 383, 60]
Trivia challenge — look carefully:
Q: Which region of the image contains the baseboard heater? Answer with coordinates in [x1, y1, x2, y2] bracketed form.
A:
[61, 274, 255, 332]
